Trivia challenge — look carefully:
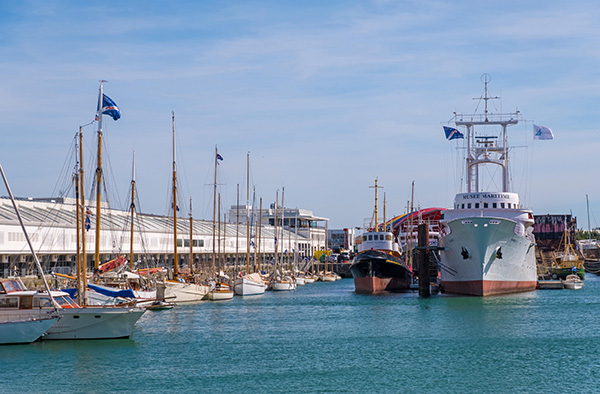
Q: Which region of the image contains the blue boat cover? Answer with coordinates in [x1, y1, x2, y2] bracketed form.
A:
[87, 283, 136, 299]
[62, 288, 78, 299]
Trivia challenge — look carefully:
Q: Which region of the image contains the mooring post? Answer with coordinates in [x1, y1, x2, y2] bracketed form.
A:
[418, 223, 430, 297]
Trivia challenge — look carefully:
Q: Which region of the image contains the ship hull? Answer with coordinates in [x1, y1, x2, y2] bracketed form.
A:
[350, 250, 411, 293]
[440, 216, 537, 296]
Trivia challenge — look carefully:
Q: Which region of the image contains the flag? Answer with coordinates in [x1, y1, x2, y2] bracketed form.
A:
[444, 126, 464, 140]
[85, 216, 91, 231]
[216, 153, 223, 165]
[85, 207, 94, 216]
[97, 94, 121, 121]
[533, 124, 554, 140]
[274, 236, 277, 244]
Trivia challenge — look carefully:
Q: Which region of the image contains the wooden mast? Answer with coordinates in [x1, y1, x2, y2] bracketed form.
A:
[274, 190, 278, 272]
[75, 130, 82, 305]
[94, 82, 104, 271]
[218, 192, 221, 278]
[79, 127, 87, 304]
[246, 152, 250, 274]
[212, 145, 218, 279]
[189, 198, 194, 276]
[235, 183, 239, 275]
[258, 197, 262, 273]
[129, 151, 136, 271]
[172, 112, 179, 280]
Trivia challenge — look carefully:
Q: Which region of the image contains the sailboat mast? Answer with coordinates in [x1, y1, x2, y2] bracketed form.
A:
[212, 145, 218, 279]
[246, 152, 250, 274]
[281, 187, 285, 269]
[258, 197, 262, 273]
[130, 150, 136, 271]
[189, 198, 194, 275]
[172, 112, 179, 280]
[75, 131, 82, 305]
[274, 190, 278, 271]
[79, 127, 87, 304]
[218, 192, 221, 277]
[94, 82, 104, 271]
[235, 184, 239, 275]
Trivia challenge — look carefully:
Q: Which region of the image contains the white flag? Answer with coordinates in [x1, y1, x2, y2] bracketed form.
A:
[533, 124, 554, 140]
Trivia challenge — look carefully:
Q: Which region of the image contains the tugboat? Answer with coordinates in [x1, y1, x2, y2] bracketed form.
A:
[350, 179, 412, 293]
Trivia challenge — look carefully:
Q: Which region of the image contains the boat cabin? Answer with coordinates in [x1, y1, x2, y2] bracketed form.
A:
[357, 231, 400, 254]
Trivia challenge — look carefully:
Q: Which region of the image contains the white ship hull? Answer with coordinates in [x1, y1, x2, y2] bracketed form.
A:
[233, 275, 266, 296]
[165, 281, 210, 303]
[271, 280, 296, 291]
[440, 216, 537, 296]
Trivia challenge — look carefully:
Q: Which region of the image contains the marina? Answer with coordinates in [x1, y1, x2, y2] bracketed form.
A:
[3, 277, 600, 393]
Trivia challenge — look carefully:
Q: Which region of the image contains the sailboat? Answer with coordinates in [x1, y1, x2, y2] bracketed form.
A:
[233, 153, 267, 296]
[164, 112, 210, 303]
[1, 106, 145, 340]
[207, 147, 234, 301]
[271, 189, 296, 291]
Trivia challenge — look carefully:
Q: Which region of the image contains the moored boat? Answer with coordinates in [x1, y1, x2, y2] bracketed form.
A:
[439, 75, 537, 296]
[0, 316, 58, 345]
[350, 179, 412, 293]
[563, 274, 583, 290]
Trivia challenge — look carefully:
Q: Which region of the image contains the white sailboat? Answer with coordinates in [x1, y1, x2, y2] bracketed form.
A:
[208, 151, 234, 301]
[271, 189, 296, 291]
[234, 153, 266, 296]
[164, 112, 210, 303]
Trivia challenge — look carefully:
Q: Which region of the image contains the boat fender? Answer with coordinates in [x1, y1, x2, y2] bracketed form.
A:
[496, 247, 503, 259]
[461, 247, 470, 260]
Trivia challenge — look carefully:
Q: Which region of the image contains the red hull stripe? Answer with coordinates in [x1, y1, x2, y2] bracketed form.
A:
[441, 280, 537, 296]
[354, 276, 410, 294]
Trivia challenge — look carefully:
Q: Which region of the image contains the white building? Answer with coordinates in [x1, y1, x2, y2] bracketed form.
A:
[0, 196, 326, 277]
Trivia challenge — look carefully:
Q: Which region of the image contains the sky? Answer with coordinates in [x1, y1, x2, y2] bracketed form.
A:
[0, 0, 599, 230]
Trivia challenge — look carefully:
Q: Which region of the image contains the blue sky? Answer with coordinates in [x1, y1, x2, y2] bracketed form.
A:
[1, 0, 599, 229]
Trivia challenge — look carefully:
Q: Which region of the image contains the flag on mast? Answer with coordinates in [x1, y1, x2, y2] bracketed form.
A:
[533, 124, 554, 140]
[96, 94, 121, 121]
[443, 126, 464, 140]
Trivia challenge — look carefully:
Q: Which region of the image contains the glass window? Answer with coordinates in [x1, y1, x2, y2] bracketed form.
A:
[368, 235, 373, 241]
[467, 203, 471, 209]
[34, 297, 52, 308]
[461, 204, 465, 209]
[484, 203, 488, 208]
[501, 203, 505, 208]
[386, 235, 392, 240]
[0, 297, 18, 308]
[475, 203, 480, 208]
[493, 203, 497, 208]
[19, 296, 33, 309]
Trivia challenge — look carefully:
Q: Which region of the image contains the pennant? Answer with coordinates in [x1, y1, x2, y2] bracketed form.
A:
[216, 153, 223, 165]
[444, 126, 464, 140]
[533, 124, 554, 140]
[85, 216, 91, 231]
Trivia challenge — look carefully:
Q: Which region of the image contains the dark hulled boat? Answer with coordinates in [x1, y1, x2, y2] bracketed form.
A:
[351, 246, 411, 293]
[350, 179, 412, 293]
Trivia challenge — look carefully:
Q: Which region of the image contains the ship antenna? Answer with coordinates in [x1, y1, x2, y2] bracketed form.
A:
[474, 73, 499, 122]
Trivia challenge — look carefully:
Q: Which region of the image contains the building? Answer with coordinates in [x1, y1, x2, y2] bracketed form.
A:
[0, 196, 327, 278]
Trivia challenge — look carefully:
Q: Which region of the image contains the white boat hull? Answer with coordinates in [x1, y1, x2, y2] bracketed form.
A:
[0, 317, 58, 345]
[320, 274, 336, 282]
[44, 307, 145, 340]
[233, 276, 266, 296]
[440, 216, 537, 296]
[165, 281, 210, 303]
[208, 289, 234, 301]
[295, 277, 306, 286]
[271, 281, 296, 291]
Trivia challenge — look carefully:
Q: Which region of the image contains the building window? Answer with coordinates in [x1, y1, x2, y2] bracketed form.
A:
[501, 203, 505, 208]
[475, 203, 480, 208]
[493, 203, 497, 208]
[484, 203, 488, 208]
[461, 204, 465, 209]
[467, 203, 471, 209]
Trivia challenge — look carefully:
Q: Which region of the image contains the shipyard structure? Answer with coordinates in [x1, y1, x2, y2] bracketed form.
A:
[0, 197, 328, 278]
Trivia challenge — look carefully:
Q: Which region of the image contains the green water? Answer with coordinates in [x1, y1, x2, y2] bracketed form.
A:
[2, 277, 599, 393]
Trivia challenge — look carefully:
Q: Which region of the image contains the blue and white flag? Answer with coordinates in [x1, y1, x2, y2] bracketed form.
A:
[444, 126, 464, 140]
[216, 153, 223, 165]
[533, 124, 554, 140]
[97, 94, 121, 121]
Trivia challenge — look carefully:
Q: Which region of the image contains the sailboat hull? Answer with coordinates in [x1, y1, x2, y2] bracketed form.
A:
[0, 317, 58, 345]
[165, 281, 210, 303]
[233, 276, 266, 296]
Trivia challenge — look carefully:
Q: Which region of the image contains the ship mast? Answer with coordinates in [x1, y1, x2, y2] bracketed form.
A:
[130, 151, 136, 271]
[369, 178, 383, 232]
[455, 74, 519, 193]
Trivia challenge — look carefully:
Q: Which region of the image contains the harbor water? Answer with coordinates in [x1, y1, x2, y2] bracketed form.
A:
[2, 276, 600, 393]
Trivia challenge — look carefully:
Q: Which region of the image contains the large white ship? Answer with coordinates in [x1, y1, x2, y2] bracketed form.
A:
[439, 75, 537, 296]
